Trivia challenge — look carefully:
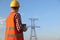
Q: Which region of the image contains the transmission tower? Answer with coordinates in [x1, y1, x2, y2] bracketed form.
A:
[29, 18, 40, 40]
[0, 17, 5, 40]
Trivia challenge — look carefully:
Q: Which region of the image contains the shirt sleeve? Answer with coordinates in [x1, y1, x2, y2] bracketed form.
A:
[14, 13, 22, 32]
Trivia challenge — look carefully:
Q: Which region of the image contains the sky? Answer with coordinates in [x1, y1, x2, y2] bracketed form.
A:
[0, 0, 60, 40]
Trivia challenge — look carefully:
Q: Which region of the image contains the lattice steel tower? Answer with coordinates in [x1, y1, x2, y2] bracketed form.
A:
[29, 18, 40, 40]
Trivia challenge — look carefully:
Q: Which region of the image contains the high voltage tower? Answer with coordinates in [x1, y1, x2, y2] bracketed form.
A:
[29, 18, 40, 40]
[0, 17, 5, 40]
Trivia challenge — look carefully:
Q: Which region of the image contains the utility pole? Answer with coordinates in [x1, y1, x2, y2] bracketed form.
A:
[29, 18, 40, 40]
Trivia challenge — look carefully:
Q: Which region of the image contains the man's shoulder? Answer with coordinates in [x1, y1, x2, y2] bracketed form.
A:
[15, 13, 20, 16]
[14, 13, 21, 18]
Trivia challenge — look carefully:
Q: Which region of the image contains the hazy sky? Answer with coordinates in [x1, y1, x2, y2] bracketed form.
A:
[0, 0, 60, 40]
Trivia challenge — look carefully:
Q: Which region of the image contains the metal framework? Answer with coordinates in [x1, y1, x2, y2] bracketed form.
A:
[29, 18, 40, 40]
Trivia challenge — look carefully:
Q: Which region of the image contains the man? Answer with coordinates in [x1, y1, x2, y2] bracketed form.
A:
[5, 0, 27, 40]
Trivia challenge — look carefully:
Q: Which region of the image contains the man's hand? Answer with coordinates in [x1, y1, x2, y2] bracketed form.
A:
[17, 26, 20, 32]
[22, 24, 27, 32]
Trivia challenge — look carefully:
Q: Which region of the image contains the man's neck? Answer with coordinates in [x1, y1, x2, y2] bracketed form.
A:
[11, 10, 18, 13]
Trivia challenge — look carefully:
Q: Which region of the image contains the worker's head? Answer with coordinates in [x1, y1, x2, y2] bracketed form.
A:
[10, 0, 20, 12]
[11, 7, 19, 12]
